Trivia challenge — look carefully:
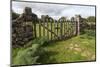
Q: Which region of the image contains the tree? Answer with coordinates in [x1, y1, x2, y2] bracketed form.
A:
[12, 10, 20, 20]
[59, 17, 67, 22]
[87, 16, 96, 22]
[82, 18, 87, 22]
[41, 15, 54, 22]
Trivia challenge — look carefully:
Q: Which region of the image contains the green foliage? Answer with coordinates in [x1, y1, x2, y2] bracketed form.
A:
[12, 11, 19, 20]
[12, 30, 95, 65]
[13, 44, 39, 65]
[12, 38, 48, 65]
[32, 37, 49, 45]
[82, 18, 87, 22]
[37, 30, 96, 63]
[85, 30, 95, 37]
[87, 16, 96, 22]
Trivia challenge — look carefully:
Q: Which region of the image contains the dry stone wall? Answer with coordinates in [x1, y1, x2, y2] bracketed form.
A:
[12, 7, 38, 47]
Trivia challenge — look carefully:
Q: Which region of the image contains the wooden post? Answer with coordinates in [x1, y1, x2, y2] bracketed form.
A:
[46, 19, 49, 39]
[39, 19, 41, 37]
[43, 19, 45, 37]
[50, 19, 53, 40]
[33, 21, 36, 38]
[54, 20, 56, 40]
[65, 20, 68, 37]
[64, 20, 66, 36]
[68, 21, 70, 37]
[71, 17, 76, 36]
[60, 20, 63, 39]
[57, 20, 59, 38]
[75, 15, 81, 35]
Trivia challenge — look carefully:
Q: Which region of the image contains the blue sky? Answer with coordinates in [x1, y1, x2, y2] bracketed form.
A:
[12, 1, 95, 19]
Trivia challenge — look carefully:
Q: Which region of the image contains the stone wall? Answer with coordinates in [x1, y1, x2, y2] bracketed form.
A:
[12, 7, 38, 47]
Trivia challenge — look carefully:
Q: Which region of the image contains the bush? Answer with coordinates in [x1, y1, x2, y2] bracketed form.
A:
[13, 44, 39, 65]
[85, 30, 95, 37]
[12, 38, 48, 65]
[32, 37, 49, 45]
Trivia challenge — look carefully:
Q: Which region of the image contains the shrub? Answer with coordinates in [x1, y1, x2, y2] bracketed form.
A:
[12, 38, 48, 65]
[85, 30, 95, 37]
[13, 44, 39, 65]
[32, 37, 49, 45]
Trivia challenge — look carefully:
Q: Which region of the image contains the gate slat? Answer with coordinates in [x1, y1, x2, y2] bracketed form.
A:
[43, 20, 45, 37]
[34, 21, 36, 38]
[51, 20, 53, 40]
[39, 20, 41, 37]
[57, 21, 59, 40]
[47, 19, 49, 40]
[54, 20, 56, 40]
[60, 20, 63, 39]
[64, 20, 66, 38]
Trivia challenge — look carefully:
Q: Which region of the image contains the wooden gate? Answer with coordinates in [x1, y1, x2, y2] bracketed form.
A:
[34, 18, 79, 41]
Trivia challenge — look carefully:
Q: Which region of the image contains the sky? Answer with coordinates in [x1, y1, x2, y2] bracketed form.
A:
[12, 1, 95, 20]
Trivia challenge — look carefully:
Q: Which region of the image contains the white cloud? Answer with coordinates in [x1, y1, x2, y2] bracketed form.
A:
[12, 1, 95, 19]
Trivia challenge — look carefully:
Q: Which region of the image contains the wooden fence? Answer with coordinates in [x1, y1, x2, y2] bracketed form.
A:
[33, 19, 78, 41]
[32, 15, 81, 41]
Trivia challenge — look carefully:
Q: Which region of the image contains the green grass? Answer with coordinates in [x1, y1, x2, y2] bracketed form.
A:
[37, 30, 96, 64]
[12, 29, 96, 65]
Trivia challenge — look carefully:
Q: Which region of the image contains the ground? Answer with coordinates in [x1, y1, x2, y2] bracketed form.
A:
[37, 31, 96, 64]
[12, 30, 96, 65]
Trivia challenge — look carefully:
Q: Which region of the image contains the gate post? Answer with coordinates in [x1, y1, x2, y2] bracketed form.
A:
[33, 21, 36, 38]
[75, 15, 81, 35]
